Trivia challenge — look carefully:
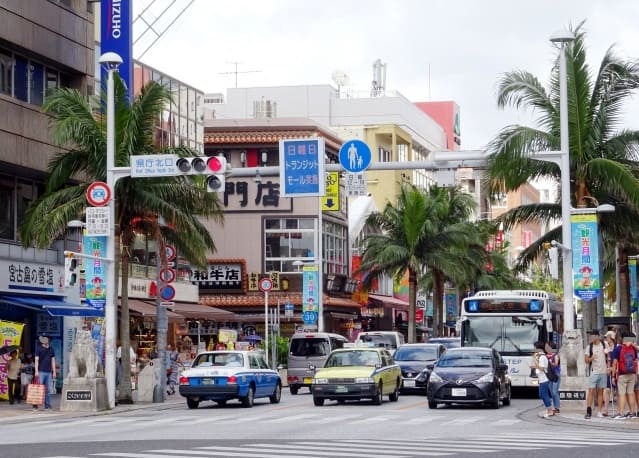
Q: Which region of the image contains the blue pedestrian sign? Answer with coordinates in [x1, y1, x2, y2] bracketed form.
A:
[339, 139, 372, 173]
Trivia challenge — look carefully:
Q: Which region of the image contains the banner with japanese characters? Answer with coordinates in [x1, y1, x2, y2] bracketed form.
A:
[571, 213, 601, 300]
[83, 235, 107, 312]
[0, 320, 25, 400]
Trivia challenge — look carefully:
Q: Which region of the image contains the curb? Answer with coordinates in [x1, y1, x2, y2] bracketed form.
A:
[519, 404, 639, 431]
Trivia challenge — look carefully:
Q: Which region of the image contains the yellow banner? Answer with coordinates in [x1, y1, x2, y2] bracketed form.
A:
[0, 320, 25, 401]
[321, 172, 340, 211]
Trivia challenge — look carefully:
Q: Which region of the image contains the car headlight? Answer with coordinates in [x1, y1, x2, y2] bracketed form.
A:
[476, 372, 494, 383]
[313, 378, 328, 384]
[354, 377, 374, 384]
[416, 369, 429, 381]
[429, 371, 443, 383]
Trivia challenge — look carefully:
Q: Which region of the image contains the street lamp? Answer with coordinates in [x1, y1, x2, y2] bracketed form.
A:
[550, 29, 575, 330]
[99, 51, 122, 409]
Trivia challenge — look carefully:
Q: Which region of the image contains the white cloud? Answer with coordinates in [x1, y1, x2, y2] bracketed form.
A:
[135, 0, 639, 150]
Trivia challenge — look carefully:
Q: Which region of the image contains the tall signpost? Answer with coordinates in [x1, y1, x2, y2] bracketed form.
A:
[259, 277, 273, 366]
[279, 138, 325, 330]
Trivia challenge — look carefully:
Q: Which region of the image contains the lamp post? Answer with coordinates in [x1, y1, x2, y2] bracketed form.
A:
[550, 29, 575, 330]
[99, 51, 122, 409]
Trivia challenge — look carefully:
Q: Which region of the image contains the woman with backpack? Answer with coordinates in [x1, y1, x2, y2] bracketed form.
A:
[531, 341, 554, 418]
[611, 332, 638, 419]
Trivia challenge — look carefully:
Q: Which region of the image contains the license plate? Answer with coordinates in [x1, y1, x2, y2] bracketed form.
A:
[403, 380, 416, 388]
[335, 385, 348, 393]
[451, 388, 467, 397]
[201, 378, 214, 385]
[303, 377, 313, 385]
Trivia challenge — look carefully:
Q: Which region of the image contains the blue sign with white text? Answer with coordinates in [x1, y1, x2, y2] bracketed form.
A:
[302, 311, 318, 324]
[279, 138, 325, 197]
[339, 139, 372, 173]
[101, 0, 133, 100]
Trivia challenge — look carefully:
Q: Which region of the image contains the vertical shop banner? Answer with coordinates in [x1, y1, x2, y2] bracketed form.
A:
[630, 257, 638, 315]
[571, 213, 601, 300]
[101, 0, 133, 100]
[302, 265, 320, 327]
[83, 235, 107, 313]
[444, 289, 458, 328]
[0, 320, 25, 400]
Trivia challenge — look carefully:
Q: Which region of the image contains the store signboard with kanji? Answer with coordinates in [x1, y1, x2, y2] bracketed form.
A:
[191, 261, 245, 293]
[85, 207, 109, 237]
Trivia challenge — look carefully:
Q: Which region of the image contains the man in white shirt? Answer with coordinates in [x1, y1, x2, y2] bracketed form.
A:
[116, 344, 137, 386]
[584, 329, 608, 419]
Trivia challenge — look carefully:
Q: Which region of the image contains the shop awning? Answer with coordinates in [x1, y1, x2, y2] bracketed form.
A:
[168, 302, 236, 321]
[368, 294, 409, 311]
[0, 295, 103, 317]
[124, 300, 183, 321]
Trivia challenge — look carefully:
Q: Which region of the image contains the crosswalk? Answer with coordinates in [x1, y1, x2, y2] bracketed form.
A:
[40, 431, 639, 458]
[19, 412, 523, 430]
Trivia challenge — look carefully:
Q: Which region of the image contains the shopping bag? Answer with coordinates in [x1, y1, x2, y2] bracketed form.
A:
[26, 376, 46, 406]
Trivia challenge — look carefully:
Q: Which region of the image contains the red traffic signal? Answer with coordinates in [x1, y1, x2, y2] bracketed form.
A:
[175, 156, 226, 175]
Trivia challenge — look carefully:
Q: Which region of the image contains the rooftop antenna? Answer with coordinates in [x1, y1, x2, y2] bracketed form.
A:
[218, 61, 262, 88]
[371, 58, 387, 97]
[331, 70, 350, 97]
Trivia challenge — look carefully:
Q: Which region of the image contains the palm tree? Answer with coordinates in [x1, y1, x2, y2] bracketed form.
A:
[358, 184, 482, 342]
[487, 20, 639, 280]
[20, 75, 224, 403]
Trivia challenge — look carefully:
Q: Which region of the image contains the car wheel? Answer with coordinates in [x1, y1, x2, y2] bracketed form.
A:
[389, 380, 400, 402]
[270, 383, 282, 404]
[215, 400, 227, 406]
[489, 388, 500, 409]
[241, 386, 255, 408]
[313, 396, 325, 406]
[186, 398, 199, 409]
[372, 382, 383, 405]
[289, 385, 299, 395]
[502, 384, 512, 406]
[428, 400, 438, 409]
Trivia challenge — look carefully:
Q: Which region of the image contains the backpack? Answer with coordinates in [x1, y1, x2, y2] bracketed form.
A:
[619, 344, 638, 375]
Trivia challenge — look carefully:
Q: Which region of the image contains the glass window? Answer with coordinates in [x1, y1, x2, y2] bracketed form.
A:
[29, 61, 44, 106]
[0, 48, 13, 96]
[289, 338, 330, 357]
[14, 55, 28, 102]
[0, 177, 14, 240]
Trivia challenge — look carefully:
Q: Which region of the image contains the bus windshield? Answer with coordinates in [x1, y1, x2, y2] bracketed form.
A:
[463, 316, 539, 355]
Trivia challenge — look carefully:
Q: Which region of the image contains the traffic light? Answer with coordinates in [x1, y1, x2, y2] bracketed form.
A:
[64, 253, 78, 287]
[175, 156, 227, 192]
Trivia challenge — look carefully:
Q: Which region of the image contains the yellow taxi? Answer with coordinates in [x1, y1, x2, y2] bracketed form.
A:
[310, 345, 401, 406]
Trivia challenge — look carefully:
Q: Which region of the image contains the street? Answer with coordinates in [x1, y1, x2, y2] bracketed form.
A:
[3, 391, 639, 458]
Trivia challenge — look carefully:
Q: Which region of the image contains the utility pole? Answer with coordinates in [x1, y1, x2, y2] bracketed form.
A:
[218, 61, 262, 88]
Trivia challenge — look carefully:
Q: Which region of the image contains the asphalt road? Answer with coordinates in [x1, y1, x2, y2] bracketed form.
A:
[3, 390, 639, 458]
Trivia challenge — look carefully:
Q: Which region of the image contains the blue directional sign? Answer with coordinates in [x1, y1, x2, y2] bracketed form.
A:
[302, 311, 317, 324]
[279, 138, 326, 197]
[339, 139, 372, 173]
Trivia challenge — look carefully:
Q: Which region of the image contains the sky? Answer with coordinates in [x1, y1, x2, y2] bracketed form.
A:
[134, 0, 639, 151]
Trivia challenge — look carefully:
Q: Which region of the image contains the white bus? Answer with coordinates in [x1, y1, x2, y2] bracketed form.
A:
[459, 290, 563, 388]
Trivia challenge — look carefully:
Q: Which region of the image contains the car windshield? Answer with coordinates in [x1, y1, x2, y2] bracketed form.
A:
[358, 334, 397, 349]
[463, 316, 538, 354]
[325, 350, 380, 367]
[289, 338, 330, 357]
[192, 352, 244, 368]
[436, 351, 492, 368]
[394, 346, 439, 361]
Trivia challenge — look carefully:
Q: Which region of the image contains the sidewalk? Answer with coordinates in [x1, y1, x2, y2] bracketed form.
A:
[523, 405, 639, 430]
[0, 392, 184, 424]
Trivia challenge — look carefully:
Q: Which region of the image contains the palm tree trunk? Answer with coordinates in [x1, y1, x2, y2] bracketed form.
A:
[118, 235, 133, 404]
[432, 270, 444, 337]
[408, 268, 417, 343]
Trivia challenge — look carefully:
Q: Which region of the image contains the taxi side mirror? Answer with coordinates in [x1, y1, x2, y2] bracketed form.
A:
[308, 364, 316, 371]
[426, 364, 435, 370]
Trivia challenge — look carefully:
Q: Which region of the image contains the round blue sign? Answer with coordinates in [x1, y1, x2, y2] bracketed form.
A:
[339, 139, 372, 173]
[302, 311, 317, 324]
[160, 284, 176, 301]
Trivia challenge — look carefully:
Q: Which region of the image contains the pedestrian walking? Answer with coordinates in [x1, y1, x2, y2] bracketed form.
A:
[20, 353, 34, 401]
[6, 350, 22, 404]
[611, 332, 638, 419]
[584, 329, 607, 419]
[34, 336, 56, 410]
[531, 341, 554, 418]
[603, 330, 619, 416]
[546, 342, 561, 414]
[166, 344, 179, 395]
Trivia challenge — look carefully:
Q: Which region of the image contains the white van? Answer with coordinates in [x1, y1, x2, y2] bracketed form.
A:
[287, 332, 347, 394]
[356, 331, 405, 355]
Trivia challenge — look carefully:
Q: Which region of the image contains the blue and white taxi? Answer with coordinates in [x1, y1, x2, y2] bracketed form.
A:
[178, 351, 281, 408]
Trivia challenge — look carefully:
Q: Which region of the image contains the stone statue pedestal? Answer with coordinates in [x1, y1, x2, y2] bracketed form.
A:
[137, 359, 161, 402]
[558, 376, 588, 410]
[59, 377, 108, 412]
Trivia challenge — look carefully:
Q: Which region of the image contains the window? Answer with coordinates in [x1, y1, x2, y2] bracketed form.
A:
[14, 55, 28, 102]
[29, 62, 44, 106]
[0, 175, 43, 242]
[264, 217, 316, 273]
[0, 48, 12, 96]
[378, 147, 391, 162]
